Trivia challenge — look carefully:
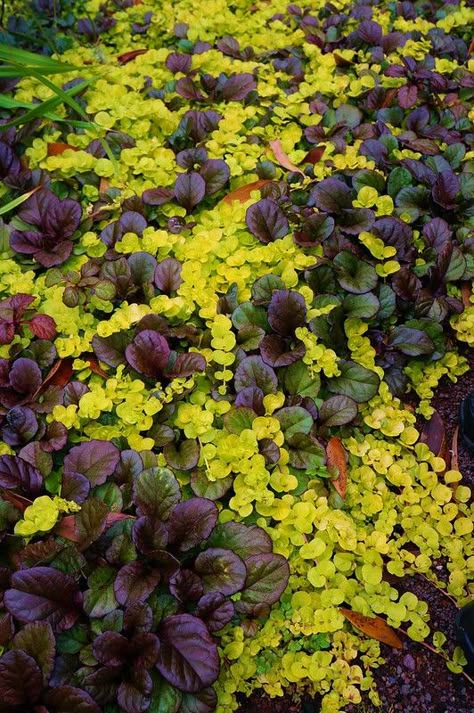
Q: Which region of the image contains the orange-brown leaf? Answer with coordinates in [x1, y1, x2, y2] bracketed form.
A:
[222, 179, 271, 204]
[47, 143, 79, 157]
[43, 359, 74, 389]
[87, 357, 109, 379]
[420, 409, 449, 467]
[269, 139, 305, 176]
[117, 49, 148, 65]
[461, 281, 473, 308]
[326, 436, 348, 499]
[99, 178, 110, 195]
[55, 515, 80, 542]
[303, 146, 326, 165]
[339, 608, 403, 649]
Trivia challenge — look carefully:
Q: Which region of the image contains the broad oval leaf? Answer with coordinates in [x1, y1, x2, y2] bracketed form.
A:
[275, 406, 313, 438]
[114, 562, 161, 606]
[125, 330, 171, 380]
[133, 467, 181, 519]
[327, 360, 380, 403]
[235, 553, 290, 615]
[64, 440, 120, 488]
[234, 355, 277, 395]
[167, 498, 218, 551]
[319, 395, 358, 427]
[339, 608, 403, 649]
[12, 620, 55, 682]
[43, 686, 101, 713]
[0, 454, 42, 495]
[156, 614, 220, 693]
[174, 172, 206, 212]
[0, 649, 42, 706]
[4, 566, 82, 632]
[206, 521, 272, 560]
[194, 547, 246, 595]
[245, 198, 289, 243]
[195, 592, 235, 632]
[267, 289, 307, 336]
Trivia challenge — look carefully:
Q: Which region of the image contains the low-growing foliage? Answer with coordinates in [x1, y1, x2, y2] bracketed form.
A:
[0, 0, 473, 711]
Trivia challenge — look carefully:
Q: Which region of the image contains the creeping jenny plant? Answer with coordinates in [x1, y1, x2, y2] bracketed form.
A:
[0, 0, 473, 711]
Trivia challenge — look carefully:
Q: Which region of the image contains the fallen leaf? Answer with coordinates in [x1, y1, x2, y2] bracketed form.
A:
[117, 49, 148, 64]
[461, 281, 473, 308]
[99, 178, 110, 194]
[303, 146, 326, 165]
[43, 359, 74, 389]
[326, 436, 348, 499]
[269, 139, 305, 176]
[451, 425, 459, 472]
[381, 88, 398, 108]
[420, 409, 449, 468]
[468, 38, 474, 56]
[222, 179, 271, 204]
[47, 143, 79, 156]
[87, 357, 109, 379]
[339, 608, 403, 649]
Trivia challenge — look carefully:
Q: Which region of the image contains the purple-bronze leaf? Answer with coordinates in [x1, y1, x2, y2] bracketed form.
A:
[0, 649, 42, 707]
[133, 467, 181, 519]
[245, 199, 289, 243]
[267, 289, 307, 336]
[235, 553, 290, 615]
[0, 454, 42, 495]
[12, 620, 56, 682]
[194, 547, 246, 595]
[42, 686, 101, 713]
[125, 330, 171, 380]
[167, 498, 218, 551]
[199, 159, 230, 195]
[234, 355, 277, 394]
[114, 562, 161, 607]
[221, 73, 256, 100]
[174, 173, 206, 212]
[156, 614, 220, 693]
[195, 592, 235, 632]
[154, 258, 183, 293]
[64, 440, 120, 488]
[4, 566, 82, 631]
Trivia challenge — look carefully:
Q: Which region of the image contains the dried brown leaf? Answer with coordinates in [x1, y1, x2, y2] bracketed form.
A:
[326, 436, 348, 499]
[222, 179, 271, 204]
[339, 608, 403, 649]
[269, 139, 305, 176]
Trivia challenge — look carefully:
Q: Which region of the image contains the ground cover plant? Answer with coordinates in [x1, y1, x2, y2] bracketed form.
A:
[0, 0, 473, 711]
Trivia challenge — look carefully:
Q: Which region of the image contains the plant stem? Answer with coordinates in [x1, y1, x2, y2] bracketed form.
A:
[419, 572, 459, 607]
[397, 627, 474, 687]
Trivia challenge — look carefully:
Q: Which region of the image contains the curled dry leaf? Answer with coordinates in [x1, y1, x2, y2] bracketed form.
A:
[460, 281, 473, 308]
[222, 179, 271, 205]
[339, 608, 403, 649]
[303, 146, 326, 165]
[326, 436, 348, 499]
[269, 139, 305, 176]
[117, 49, 148, 64]
[47, 143, 79, 157]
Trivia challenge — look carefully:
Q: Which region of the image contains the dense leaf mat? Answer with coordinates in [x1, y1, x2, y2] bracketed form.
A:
[0, 0, 473, 711]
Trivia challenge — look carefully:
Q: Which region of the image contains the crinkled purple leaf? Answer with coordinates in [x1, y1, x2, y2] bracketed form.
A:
[235, 553, 290, 615]
[167, 498, 218, 551]
[275, 406, 313, 438]
[166, 52, 192, 74]
[64, 440, 120, 488]
[199, 159, 230, 195]
[114, 562, 161, 607]
[164, 352, 206, 378]
[180, 688, 217, 713]
[333, 251, 378, 294]
[398, 84, 418, 109]
[133, 466, 181, 519]
[194, 547, 246, 595]
[163, 439, 200, 471]
[4, 566, 81, 631]
[83, 566, 118, 618]
[0, 454, 42, 494]
[234, 385, 264, 412]
[207, 521, 272, 560]
[319, 395, 358, 427]
[12, 621, 55, 682]
[195, 592, 234, 632]
[294, 214, 335, 246]
[358, 19, 383, 44]
[234, 355, 277, 394]
[1, 406, 38, 446]
[221, 73, 256, 100]
[251, 274, 286, 305]
[128, 252, 158, 285]
[176, 148, 208, 169]
[310, 178, 352, 213]
[431, 170, 460, 209]
[9, 357, 42, 396]
[267, 289, 307, 336]
[93, 631, 129, 666]
[0, 649, 42, 706]
[0, 142, 20, 180]
[125, 330, 171, 380]
[174, 172, 206, 211]
[338, 207, 375, 234]
[113, 449, 143, 485]
[132, 516, 169, 555]
[142, 187, 174, 206]
[154, 258, 183, 293]
[156, 614, 220, 693]
[42, 686, 101, 713]
[169, 569, 204, 603]
[245, 199, 289, 243]
[61, 470, 90, 505]
[75, 497, 109, 549]
[388, 326, 434, 356]
[92, 332, 129, 368]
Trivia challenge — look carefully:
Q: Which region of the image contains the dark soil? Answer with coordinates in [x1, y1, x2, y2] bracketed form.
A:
[237, 349, 474, 713]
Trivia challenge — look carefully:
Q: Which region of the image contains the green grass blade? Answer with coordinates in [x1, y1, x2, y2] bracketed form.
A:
[0, 79, 92, 128]
[0, 186, 41, 216]
[0, 44, 80, 72]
